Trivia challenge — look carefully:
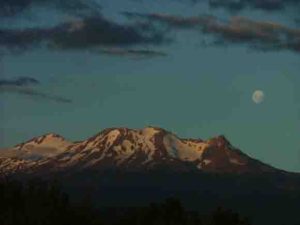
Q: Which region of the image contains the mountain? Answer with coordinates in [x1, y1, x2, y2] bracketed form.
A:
[0, 133, 72, 176]
[0, 126, 281, 176]
[1, 127, 300, 225]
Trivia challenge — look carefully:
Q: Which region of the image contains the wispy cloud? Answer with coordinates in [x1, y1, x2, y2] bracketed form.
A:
[0, 16, 167, 55]
[207, 0, 300, 12]
[0, 77, 72, 104]
[131, 0, 300, 12]
[163, 0, 300, 12]
[0, 0, 101, 17]
[0, 77, 39, 87]
[94, 47, 167, 58]
[124, 12, 300, 54]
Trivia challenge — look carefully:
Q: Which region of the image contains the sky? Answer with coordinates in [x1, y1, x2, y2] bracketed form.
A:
[0, 0, 299, 172]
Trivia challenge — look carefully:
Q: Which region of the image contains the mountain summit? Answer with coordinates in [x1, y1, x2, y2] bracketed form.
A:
[0, 126, 280, 176]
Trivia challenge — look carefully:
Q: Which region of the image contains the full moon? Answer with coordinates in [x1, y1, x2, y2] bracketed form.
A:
[252, 90, 265, 104]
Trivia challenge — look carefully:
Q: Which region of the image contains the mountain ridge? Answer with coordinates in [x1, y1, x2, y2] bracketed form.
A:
[0, 126, 286, 176]
[1, 126, 300, 225]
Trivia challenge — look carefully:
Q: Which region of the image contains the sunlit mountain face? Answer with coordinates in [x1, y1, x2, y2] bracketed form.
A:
[0, 0, 299, 174]
[1, 127, 300, 225]
[0, 127, 282, 175]
[0, 1, 300, 225]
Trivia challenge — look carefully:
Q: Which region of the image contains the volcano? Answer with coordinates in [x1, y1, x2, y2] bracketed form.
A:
[0, 126, 284, 176]
[1, 127, 300, 225]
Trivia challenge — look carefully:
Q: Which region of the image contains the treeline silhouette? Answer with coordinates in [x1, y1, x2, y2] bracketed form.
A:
[1, 178, 251, 225]
[0, 179, 101, 225]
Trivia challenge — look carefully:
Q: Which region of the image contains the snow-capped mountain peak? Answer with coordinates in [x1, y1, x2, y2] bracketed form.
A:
[15, 133, 70, 150]
[0, 126, 279, 176]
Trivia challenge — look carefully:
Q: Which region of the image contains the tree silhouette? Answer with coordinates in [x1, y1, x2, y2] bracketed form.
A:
[0, 178, 102, 225]
[210, 207, 251, 225]
[0, 178, 252, 225]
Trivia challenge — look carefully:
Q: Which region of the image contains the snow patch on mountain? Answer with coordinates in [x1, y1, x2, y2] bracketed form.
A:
[0, 126, 279, 175]
[0, 133, 73, 163]
[163, 134, 209, 161]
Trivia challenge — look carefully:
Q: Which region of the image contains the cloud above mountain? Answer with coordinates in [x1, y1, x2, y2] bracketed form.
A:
[94, 47, 167, 58]
[0, 0, 101, 17]
[2, 1, 298, 57]
[0, 77, 72, 104]
[207, 0, 300, 12]
[0, 16, 167, 56]
[132, 0, 300, 12]
[124, 12, 300, 54]
[0, 77, 39, 87]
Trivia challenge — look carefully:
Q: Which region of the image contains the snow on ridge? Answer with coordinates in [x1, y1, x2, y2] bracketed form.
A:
[0, 126, 256, 174]
[0, 133, 73, 164]
[229, 158, 246, 165]
[163, 134, 209, 162]
[15, 133, 72, 151]
[139, 127, 162, 163]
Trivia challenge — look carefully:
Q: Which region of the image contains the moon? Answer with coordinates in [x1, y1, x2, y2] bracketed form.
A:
[252, 90, 265, 104]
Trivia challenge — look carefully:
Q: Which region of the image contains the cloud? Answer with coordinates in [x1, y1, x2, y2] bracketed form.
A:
[130, 0, 300, 12]
[124, 12, 300, 53]
[0, 77, 39, 87]
[0, 77, 72, 104]
[0, 0, 101, 17]
[174, 0, 300, 12]
[207, 0, 300, 12]
[0, 16, 167, 54]
[93, 47, 167, 58]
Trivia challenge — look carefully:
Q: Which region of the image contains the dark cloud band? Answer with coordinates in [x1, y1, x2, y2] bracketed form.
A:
[130, 0, 300, 12]
[0, 16, 167, 54]
[0, 0, 101, 17]
[207, 0, 300, 12]
[94, 47, 167, 58]
[0, 77, 72, 104]
[0, 77, 39, 87]
[124, 12, 300, 54]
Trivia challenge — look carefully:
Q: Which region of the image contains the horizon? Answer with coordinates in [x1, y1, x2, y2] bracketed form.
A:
[0, 125, 297, 173]
[0, 0, 299, 173]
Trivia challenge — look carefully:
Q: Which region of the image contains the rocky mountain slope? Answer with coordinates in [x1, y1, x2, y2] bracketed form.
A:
[1, 127, 300, 225]
[0, 126, 281, 176]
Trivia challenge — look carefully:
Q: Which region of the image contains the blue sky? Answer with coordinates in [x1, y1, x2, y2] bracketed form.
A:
[0, 0, 299, 172]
